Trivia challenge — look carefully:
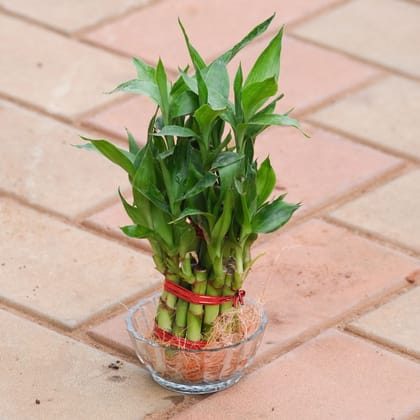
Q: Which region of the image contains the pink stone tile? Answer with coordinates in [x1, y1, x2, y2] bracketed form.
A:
[231, 36, 379, 113]
[84, 200, 151, 251]
[173, 330, 420, 420]
[255, 124, 402, 216]
[247, 219, 419, 358]
[83, 95, 157, 141]
[89, 312, 135, 355]
[83, 0, 340, 70]
[0, 198, 160, 329]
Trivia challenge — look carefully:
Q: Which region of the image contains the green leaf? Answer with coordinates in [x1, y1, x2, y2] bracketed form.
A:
[180, 70, 198, 93]
[154, 125, 197, 138]
[211, 189, 233, 248]
[118, 189, 148, 226]
[73, 143, 96, 151]
[110, 79, 160, 104]
[208, 91, 229, 111]
[171, 70, 189, 96]
[235, 179, 252, 232]
[251, 197, 300, 233]
[256, 157, 276, 207]
[132, 145, 170, 214]
[211, 151, 243, 169]
[244, 26, 284, 88]
[254, 93, 284, 117]
[196, 68, 208, 106]
[178, 19, 206, 71]
[194, 104, 224, 137]
[215, 14, 275, 65]
[205, 61, 231, 108]
[220, 105, 236, 126]
[132, 57, 155, 81]
[126, 129, 140, 155]
[170, 208, 215, 224]
[80, 136, 135, 177]
[205, 60, 229, 100]
[234, 64, 244, 121]
[120, 224, 153, 238]
[248, 113, 301, 130]
[171, 90, 198, 118]
[242, 77, 278, 121]
[156, 58, 170, 123]
[179, 172, 218, 201]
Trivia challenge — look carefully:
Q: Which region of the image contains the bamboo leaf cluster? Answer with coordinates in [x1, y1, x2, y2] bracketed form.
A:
[78, 15, 302, 343]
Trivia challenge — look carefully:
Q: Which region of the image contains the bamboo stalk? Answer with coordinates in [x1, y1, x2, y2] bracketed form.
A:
[186, 269, 207, 341]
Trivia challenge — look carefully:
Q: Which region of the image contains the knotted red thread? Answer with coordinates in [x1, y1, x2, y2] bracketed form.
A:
[155, 280, 245, 349]
[153, 324, 208, 350]
[164, 279, 246, 307]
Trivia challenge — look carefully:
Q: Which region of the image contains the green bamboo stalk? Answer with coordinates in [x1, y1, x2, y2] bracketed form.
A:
[220, 272, 235, 314]
[155, 298, 175, 332]
[155, 272, 178, 332]
[202, 271, 225, 339]
[172, 283, 189, 337]
[186, 269, 207, 341]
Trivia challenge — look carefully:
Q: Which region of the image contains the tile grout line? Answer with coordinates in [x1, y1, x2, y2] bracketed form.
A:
[288, 32, 420, 84]
[0, 92, 74, 125]
[256, 162, 411, 250]
[81, 219, 152, 254]
[305, 117, 420, 165]
[252, 280, 419, 372]
[315, 162, 415, 215]
[296, 71, 389, 118]
[72, 186, 132, 222]
[285, 0, 354, 29]
[342, 328, 420, 365]
[345, 324, 420, 362]
[0, 189, 153, 257]
[72, 0, 167, 38]
[401, 0, 420, 6]
[0, 6, 68, 37]
[324, 214, 420, 260]
[0, 299, 142, 367]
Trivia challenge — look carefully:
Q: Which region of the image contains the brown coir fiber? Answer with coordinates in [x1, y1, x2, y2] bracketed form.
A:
[148, 301, 263, 383]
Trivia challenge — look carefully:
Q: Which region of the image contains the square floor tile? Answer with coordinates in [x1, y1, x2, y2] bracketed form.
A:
[293, 0, 420, 77]
[255, 124, 402, 215]
[0, 309, 172, 418]
[0, 15, 131, 119]
[83, 0, 342, 71]
[348, 287, 420, 358]
[173, 330, 420, 419]
[0, 198, 160, 329]
[0, 101, 128, 218]
[309, 76, 420, 160]
[330, 170, 420, 253]
[0, 0, 149, 33]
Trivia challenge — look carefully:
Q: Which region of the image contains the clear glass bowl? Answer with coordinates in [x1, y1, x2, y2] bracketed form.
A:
[126, 293, 267, 394]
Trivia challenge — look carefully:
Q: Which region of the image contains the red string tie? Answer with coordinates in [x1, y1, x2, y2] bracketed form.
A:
[153, 324, 207, 350]
[164, 279, 246, 308]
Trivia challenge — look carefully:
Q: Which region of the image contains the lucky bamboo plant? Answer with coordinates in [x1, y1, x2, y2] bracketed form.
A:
[79, 15, 301, 345]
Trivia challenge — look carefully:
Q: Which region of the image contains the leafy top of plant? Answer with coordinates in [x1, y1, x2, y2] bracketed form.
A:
[77, 16, 302, 338]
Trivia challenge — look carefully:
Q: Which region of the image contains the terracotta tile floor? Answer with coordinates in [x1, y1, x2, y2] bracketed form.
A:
[1, 1, 419, 418]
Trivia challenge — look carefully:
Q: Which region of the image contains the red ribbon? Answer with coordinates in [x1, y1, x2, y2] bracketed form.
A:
[153, 324, 207, 350]
[164, 279, 245, 307]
